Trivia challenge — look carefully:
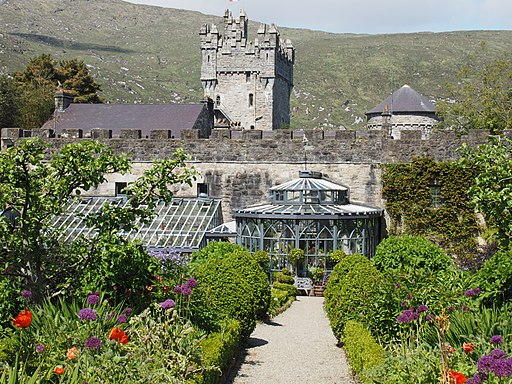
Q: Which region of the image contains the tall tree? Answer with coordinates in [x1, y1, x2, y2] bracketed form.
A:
[0, 76, 18, 128]
[56, 59, 103, 103]
[436, 53, 512, 135]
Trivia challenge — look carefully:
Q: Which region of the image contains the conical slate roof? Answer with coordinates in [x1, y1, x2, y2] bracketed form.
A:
[366, 84, 435, 115]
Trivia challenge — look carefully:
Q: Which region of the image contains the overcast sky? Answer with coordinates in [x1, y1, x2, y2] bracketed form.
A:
[125, 0, 512, 34]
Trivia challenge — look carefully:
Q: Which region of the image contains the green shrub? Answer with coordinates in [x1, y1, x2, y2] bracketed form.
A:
[343, 321, 384, 375]
[193, 248, 271, 336]
[199, 319, 242, 384]
[280, 268, 292, 276]
[474, 247, 512, 305]
[324, 254, 385, 340]
[373, 235, 453, 274]
[252, 250, 271, 274]
[272, 281, 297, 297]
[275, 272, 295, 285]
[190, 241, 246, 266]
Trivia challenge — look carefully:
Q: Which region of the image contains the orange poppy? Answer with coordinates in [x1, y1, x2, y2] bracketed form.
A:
[66, 346, 79, 359]
[109, 327, 129, 344]
[449, 370, 467, 384]
[463, 342, 474, 354]
[54, 366, 65, 375]
[12, 309, 32, 328]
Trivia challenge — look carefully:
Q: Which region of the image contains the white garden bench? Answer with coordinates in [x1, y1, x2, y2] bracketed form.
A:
[293, 277, 314, 296]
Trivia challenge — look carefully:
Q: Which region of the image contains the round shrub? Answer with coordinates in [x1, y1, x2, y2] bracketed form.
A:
[193, 249, 271, 336]
[324, 254, 385, 340]
[272, 281, 297, 297]
[275, 272, 295, 285]
[343, 320, 384, 375]
[373, 235, 453, 273]
[475, 248, 512, 305]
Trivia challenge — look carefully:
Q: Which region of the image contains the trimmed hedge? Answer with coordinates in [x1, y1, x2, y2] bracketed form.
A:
[199, 319, 242, 384]
[324, 254, 384, 340]
[343, 321, 384, 377]
[275, 272, 295, 285]
[193, 246, 271, 336]
[272, 281, 297, 297]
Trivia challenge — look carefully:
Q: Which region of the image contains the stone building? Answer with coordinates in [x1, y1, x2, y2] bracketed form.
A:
[366, 84, 439, 139]
[200, 10, 295, 131]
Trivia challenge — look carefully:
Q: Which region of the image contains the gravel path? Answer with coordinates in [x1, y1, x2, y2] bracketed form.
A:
[227, 296, 355, 384]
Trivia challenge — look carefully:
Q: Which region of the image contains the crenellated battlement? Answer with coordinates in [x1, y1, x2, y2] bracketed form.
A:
[2, 127, 500, 164]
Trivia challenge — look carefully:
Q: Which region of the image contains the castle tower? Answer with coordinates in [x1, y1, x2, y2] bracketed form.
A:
[200, 10, 295, 130]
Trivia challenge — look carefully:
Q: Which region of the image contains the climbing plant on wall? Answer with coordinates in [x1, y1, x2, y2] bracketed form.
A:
[382, 157, 481, 268]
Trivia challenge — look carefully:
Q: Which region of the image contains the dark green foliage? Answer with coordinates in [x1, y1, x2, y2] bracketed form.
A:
[373, 235, 453, 274]
[199, 319, 242, 384]
[280, 268, 292, 276]
[193, 246, 270, 336]
[252, 250, 270, 274]
[324, 254, 384, 340]
[190, 241, 245, 266]
[382, 158, 480, 268]
[474, 248, 512, 306]
[343, 321, 384, 375]
[275, 272, 295, 285]
[0, 76, 18, 128]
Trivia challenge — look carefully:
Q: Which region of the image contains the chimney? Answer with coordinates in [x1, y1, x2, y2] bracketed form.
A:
[54, 91, 74, 112]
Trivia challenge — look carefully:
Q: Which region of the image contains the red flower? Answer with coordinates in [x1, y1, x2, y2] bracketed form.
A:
[12, 309, 32, 328]
[449, 370, 467, 384]
[463, 342, 474, 354]
[109, 327, 129, 344]
[54, 366, 65, 375]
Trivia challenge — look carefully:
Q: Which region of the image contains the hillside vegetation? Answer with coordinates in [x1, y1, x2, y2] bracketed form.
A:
[1, 0, 512, 129]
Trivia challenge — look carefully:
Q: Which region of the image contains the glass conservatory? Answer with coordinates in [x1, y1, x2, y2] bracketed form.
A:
[234, 171, 383, 276]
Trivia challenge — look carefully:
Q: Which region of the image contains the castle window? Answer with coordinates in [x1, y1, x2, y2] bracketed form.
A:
[246, 71, 251, 82]
[248, 93, 254, 108]
[115, 182, 128, 196]
[216, 95, 221, 107]
[207, 54, 210, 63]
[429, 179, 443, 208]
[197, 183, 209, 198]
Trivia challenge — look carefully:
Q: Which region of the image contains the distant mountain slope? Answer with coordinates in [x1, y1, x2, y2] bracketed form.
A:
[1, 0, 511, 129]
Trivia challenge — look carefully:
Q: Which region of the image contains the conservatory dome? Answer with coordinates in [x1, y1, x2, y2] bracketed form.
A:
[234, 171, 383, 276]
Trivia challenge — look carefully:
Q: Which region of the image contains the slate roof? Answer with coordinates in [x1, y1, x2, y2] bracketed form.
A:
[366, 84, 436, 115]
[46, 103, 206, 138]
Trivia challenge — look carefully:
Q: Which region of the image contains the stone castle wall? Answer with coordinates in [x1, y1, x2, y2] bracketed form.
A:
[3, 127, 495, 223]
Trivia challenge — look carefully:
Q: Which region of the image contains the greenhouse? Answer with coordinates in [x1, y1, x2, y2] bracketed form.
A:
[234, 171, 383, 276]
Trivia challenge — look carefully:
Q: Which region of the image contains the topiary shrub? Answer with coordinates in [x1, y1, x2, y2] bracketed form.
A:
[190, 241, 246, 266]
[252, 250, 271, 274]
[272, 281, 297, 297]
[324, 254, 384, 340]
[373, 235, 453, 274]
[193, 248, 271, 336]
[199, 319, 242, 384]
[343, 320, 384, 376]
[474, 247, 512, 306]
[275, 272, 295, 285]
[280, 268, 292, 276]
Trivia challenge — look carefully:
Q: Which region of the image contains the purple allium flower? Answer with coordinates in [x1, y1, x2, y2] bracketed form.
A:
[78, 307, 97, 321]
[87, 293, 100, 305]
[447, 306, 454, 312]
[491, 335, 504, 345]
[117, 314, 127, 324]
[85, 336, 101, 350]
[36, 345, 44, 353]
[105, 314, 112, 321]
[181, 286, 192, 296]
[461, 305, 470, 311]
[467, 372, 488, 384]
[124, 307, 133, 315]
[185, 278, 197, 288]
[490, 348, 507, 359]
[400, 301, 407, 308]
[426, 314, 435, 322]
[394, 283, 401, 289]
[417, 305, 428, 313]
[160, 299, 175, 310]
[173, 285, 183, 294]
[405, 294, 413, 301]
[397, 308, 419, 324]
[473, 287, 481, 295]
[21, 290, 32, 299]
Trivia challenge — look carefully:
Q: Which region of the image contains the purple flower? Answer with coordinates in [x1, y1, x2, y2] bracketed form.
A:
[21, 290, 32, 299]
[447, 306, 454, 312]
[465, 287, 481, 297]
[426, 314, 435, 322]
[87, 293, 100, 305]
[467, 372, 488, 384]
[117, 314, 127, 324]
[160, 299, 175, 310]
[36, 345, 44, 353]
[477, 349, 512, 378]
[124, 307, 133, 315]
[85, 336, 101, 350]
[397, 308, 419, 324]
[394, 283, 401, 289]
[173, 285, 183, 294]
[461, 305, 470, 311]
[417, 305, 428, 313]
[405, 294, 413, 301]
[491, 335, 504, 345]
[78, 307, 97, 321]
[181, 286, 192, 296]
[185, 278, 197, 288]
[400, 301, 407, 308]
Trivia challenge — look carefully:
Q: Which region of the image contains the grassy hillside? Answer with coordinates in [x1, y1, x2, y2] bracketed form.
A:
[1, 0, 511, 129]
